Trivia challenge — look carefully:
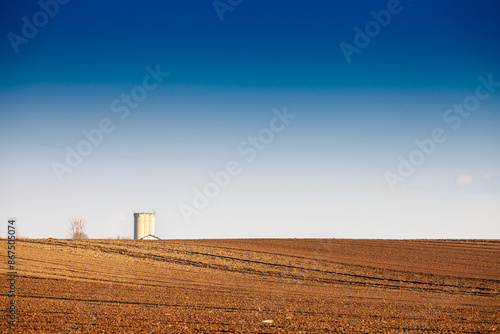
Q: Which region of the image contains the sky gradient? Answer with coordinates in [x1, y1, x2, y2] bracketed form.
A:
[1, 0, 499, 239]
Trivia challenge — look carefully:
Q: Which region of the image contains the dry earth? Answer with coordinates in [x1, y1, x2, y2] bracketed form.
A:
[1, 239, 499, 333]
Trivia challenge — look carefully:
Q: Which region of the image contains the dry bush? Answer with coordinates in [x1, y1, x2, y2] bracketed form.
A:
[68, 216, 88, 239]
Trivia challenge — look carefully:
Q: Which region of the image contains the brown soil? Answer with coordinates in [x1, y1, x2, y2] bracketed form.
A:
[1, 239, 499, 333]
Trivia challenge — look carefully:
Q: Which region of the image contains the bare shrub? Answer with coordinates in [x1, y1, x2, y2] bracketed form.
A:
[68, 216, 88, 239]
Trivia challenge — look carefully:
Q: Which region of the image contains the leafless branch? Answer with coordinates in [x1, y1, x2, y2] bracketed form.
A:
[68, 216, 88, 239]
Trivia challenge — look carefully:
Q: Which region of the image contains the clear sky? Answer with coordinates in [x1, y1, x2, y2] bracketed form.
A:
[1, 0, 499, 239]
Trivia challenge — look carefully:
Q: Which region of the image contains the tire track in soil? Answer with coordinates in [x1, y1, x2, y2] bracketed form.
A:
[18, 239, 500, 297]
[2, 239, 499, 333]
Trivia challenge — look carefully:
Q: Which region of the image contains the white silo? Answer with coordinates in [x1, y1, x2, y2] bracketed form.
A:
[134, 212, 156, 239]
[143, 213, 150, 236]
[148, 213, 155, 236]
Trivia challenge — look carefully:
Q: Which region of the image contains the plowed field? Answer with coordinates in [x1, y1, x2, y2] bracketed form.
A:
[1, 239, 499, 333]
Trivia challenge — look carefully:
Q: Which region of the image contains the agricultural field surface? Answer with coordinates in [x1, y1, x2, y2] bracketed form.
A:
[1, 238, 499, 333]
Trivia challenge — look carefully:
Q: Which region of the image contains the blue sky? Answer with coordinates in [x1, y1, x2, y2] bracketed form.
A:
[1, 0, 499, 239]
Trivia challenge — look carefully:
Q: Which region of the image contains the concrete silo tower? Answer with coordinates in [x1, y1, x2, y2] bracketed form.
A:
[134, 212, 158, 240]
[143, 214, 150, 236]
[148, 213, 155, 236]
